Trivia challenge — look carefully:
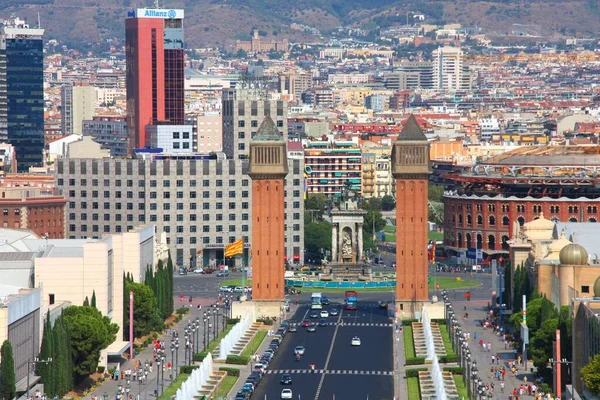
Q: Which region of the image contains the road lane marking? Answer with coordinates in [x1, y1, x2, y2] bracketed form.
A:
[313, 308, 343, 400]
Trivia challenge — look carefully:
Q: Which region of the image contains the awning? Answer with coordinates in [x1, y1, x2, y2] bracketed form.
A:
[106, 340, 131, 356]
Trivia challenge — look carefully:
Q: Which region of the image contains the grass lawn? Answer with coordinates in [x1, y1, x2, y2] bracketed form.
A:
[428, 277, 480, 290]
[158, 373, 189, 400]
[403, 325, 416, 359]
[221, 278, 252, 287]
[407, 377, 421, 400]
[383, 225, 396, 233]
[454, 374, 468, 400]
[384, 232, 396, 242]
[439, 324, 456, 357]
[241, 330, 267, 357]
[215, 375, 238, 399]
[428, 231, 444, 241]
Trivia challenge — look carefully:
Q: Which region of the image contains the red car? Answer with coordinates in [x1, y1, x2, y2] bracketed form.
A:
[301, 320, 311, 327]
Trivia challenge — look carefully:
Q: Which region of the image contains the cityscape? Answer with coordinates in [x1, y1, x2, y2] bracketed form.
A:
[2, 2, 600, 400]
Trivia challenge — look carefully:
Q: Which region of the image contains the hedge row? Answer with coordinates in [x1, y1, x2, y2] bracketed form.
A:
[176, 307, 190, 315]
[405, 357, 426, 365]
[443, 367, 464, 375]
[405, 368, 427, 378]
[219, 367, 241, 377]
[193, 351, 208, 362]
[439, 355, 458, 363]
[226, 355, 250, 365]
[180, 365, 199, 374]
[431, 319, 447, 325]
[226, 318, 240, 324]
[401, 319, 419, 326]
[256, 318, 274, 325]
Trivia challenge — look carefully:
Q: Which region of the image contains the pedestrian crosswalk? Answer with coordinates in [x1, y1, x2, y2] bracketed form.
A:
[266, 369, 394, 376]
[291, 322, 393, 327]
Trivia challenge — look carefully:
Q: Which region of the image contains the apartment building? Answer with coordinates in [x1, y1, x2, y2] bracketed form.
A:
[304, 141, 362, 197]
[432, 47, 472, 92]
[54, 155, 305, 267]
[222, 87, 287, 160]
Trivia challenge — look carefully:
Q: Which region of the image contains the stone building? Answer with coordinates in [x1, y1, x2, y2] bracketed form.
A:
[235, 29, 288, 54]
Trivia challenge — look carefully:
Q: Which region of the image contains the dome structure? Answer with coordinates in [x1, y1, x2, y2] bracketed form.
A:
[594, 276, 600, 297]
[559, 243, 589, 266]
[523, 213, 555, 241]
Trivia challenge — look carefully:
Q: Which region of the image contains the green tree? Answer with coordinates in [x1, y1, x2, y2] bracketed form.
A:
[428, 183, 444, 202]
[581, 353, 600, 394]
[304, 221, 332, 262]
[37, 314, 53, 392]
[0, 340, 16, 400]
[124, 280, 162, 339]
[363, 209, 386, 237]
[364, 197, 382, 211]
[83, 296, 89, 307]
[305, 193, 329, 222]
[166, 253, 174, 315]
[529, 317, 558, 382]
[381, 195, 396, 211]
[53, 315, 73, 394]
[91, 290, 97, 308]
[62, 306, 118, 383]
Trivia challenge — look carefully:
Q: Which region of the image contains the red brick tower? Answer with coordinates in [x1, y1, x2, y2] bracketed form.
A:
[392, 114, 432, 317]
[248, 116, 288, 301]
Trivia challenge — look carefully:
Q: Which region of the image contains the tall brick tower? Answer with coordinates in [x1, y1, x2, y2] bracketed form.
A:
[248, 116, 289, 301]
[392, 114, 432, 317]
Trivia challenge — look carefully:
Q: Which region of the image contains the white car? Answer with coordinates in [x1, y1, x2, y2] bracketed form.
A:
[320, 310, 329, 318]
[351, 337, 361, 346]
[233, 286, 244, 293]
[294, 346, 305, 356]
[219, 286, 232, 293]
[193, 268, 203, 274]
[281, 389, 293, 399]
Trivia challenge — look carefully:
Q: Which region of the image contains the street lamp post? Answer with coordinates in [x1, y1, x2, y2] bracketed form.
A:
[213, 308, 217, 341]
[27, 357, 52, 398]
[203, 313, 208, 349]
[471, 361, 478, 400]
[161, 355, 165, 394]
[156, 359, 161, 395]
[195, 317, 201, 351]
[174, 340, 179, 380]
[170, 345, 175, 381]
[209, 323, 213, 342]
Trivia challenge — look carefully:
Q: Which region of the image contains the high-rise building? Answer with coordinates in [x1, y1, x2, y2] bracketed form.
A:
[222, 87, 287, 160]
[82, 116, 128, 157]
[125, 8, 185, 154]
[61, 82, 96, 135]
[0, 17, 45, 172]
[432, 46, 471, 92]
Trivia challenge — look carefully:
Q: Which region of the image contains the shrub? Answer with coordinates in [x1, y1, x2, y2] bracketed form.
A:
[439, 355, 458, 363]
[443, 367, 463, 374]
[193, 351, 208, 362]
[401, 319, 418, 326]
[226, 355, 250, 365]
[405, 357, 426, 365]
[180, 365, 199, 374]
[405, 368, 427, 378]
[176, 307, 190, 315]
[256, 318, 274, 325]
[97, 366, 105, 373]
[219, 367, 240, 377]
[226, 318, 240, 324]
[431, 319, 446, 325]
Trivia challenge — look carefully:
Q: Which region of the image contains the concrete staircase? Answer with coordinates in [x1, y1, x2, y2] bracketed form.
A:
[195, 370, 227, 399]
[212, 322, 263, 360]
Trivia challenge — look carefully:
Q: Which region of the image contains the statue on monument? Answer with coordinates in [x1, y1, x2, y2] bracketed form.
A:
[341, 233, 353, 257]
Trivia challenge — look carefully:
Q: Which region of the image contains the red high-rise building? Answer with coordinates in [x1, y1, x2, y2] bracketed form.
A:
[392, 115, 432, 317]
[125, 8, 185, 154]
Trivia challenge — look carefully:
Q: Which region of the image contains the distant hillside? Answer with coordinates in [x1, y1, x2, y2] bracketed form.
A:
[3, 0, 600, 51]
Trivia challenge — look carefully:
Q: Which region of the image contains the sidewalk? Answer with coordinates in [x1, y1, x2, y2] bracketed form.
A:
[459, 299, 534, 400]
[87, 296, 220, 400]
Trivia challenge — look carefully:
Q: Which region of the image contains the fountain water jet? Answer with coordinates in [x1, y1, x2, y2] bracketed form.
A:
[422, 308, 448, 400]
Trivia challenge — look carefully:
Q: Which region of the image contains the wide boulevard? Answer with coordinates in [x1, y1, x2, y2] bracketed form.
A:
[252, 293, 395, 400]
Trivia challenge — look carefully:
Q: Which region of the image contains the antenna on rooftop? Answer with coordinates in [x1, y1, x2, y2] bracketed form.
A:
[154, 0, 160, 8]
[37, 12, 41, 28]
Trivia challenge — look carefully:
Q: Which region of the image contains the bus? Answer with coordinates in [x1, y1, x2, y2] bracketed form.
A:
[345, 291, 358, 310]
[311, 293, 323, 310]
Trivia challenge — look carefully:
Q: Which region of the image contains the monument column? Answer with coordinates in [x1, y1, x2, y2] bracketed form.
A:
[392, 115, 432, 317]
[331, 223, 338, 261]
[357, 223, 364, 262]
[248, 116, 289, 301]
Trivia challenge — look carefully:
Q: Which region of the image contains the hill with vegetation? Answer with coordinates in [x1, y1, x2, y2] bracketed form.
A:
[2, 0, 599, 51]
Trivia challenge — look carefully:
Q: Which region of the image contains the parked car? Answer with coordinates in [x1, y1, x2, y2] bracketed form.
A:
[202, 268, 215, 274]
[193, 268, 203, 274]
[220, 286, 233, 293]
[216, 270, 230, 277]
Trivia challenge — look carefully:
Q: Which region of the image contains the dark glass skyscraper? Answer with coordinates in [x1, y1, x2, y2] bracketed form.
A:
[0, 17, 44, 172]
[125, 8, 184, 155]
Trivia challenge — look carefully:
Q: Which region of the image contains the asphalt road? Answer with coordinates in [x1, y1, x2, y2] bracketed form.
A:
[252, 296, 394, 400]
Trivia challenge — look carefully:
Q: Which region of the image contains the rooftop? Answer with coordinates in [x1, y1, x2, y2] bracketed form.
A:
[482, 145, 600, 166]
